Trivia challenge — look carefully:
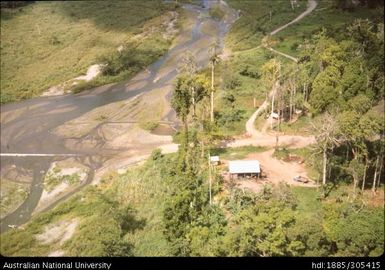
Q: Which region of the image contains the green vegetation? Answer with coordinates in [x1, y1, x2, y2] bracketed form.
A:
[211, 0, 307, 136]
[0, 179, 29, 218]
[279, 115, 313, 135]
[1, 148, 383, 256]
[296, 16, 384, 190]
[214, 49, 287, 136]
[44, 166, 83, 192]
[209, 5, 225, 20]
[0, 1, 177, 103]
[1, 0, 384, 259]
[217, 0, 384, 196]
[226, 0, 307, 51]
[211, 145, 268, 160]
[139, 121, 159, 131]
[0, 184, 138, 256]
[272, 1, 384, 56]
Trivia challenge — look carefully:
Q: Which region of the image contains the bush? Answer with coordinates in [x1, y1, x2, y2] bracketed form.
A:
[216, 109, 245, 127]
[140, 121, 159, 131]
[239, 65, 260, 79]
[151, 149, 163, 161]
[71, 80, 99, 94]
[224, 74, 242, 90]
[290, 42, 299, 51]
[209, 5, 225, 20]
[273, 147, 289, 160]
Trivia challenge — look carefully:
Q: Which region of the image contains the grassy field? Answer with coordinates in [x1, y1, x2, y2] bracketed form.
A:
[211, 145, 269, 160]
[0, 1, 177, 103]
[279, 115, 314, 135]
[226, 0, 308, 51]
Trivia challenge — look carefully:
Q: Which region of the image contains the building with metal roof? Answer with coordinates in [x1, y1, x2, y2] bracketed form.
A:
[228, 160, 261, 179]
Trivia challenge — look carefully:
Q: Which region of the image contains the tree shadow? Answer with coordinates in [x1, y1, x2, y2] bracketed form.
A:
[99, 193, 146, 235]
[210, 147, 227, 156]
[119, 208, 146, 235]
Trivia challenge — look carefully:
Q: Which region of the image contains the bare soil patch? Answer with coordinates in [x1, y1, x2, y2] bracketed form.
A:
[221, 149, 318, 194]
[36, 218, 78, 248]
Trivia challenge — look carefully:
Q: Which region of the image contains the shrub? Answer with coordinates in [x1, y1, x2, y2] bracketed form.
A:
[140, 121, 159, 131]
[216, 109, 245, 127]
[273, 147, 289, 160]
[209, 5, 225, 20]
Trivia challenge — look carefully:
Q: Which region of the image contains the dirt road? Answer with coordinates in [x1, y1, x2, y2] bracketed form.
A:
[240, 0, 318, 149]
[270, 0, 318, 36]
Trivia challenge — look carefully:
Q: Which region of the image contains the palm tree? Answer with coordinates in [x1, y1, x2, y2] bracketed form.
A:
[209, 41, 220, 122]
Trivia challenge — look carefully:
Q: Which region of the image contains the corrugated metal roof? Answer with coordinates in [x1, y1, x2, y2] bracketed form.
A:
[229, 160, 260, 174]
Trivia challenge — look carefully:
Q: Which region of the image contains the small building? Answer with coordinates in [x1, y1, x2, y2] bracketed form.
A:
[210, 156, 220, 166]
[229, 160, 261, 179]
[270, 112, 279, 120]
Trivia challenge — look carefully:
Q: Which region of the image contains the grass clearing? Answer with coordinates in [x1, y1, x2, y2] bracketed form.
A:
[211, 145, 269, 160]
[226, 0, 308, 51]
[279, 115, 313, 135]
[1, 1, 177, 103]
[291, 186, 321, 215]
[215, 0, 383, 138]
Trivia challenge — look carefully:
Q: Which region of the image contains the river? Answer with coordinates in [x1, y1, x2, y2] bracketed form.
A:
[0, 0, 238, 233]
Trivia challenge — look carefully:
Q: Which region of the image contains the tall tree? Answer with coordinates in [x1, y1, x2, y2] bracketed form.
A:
[311, 113, 341, 186]
[172, 76, 192, 144]
[338, 109, 382, 196]
[178, 52, 198, 117]
[209, 41, 220, 122]
[261, 58, 281, 129]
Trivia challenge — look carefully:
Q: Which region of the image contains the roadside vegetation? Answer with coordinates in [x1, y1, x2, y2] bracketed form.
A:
[139, 121, 160, 132]
[0, 1, 178, 103]
[211, 145, 268, 160]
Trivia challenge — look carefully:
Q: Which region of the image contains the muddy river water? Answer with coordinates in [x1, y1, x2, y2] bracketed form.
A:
[0, 0, 238, 232]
